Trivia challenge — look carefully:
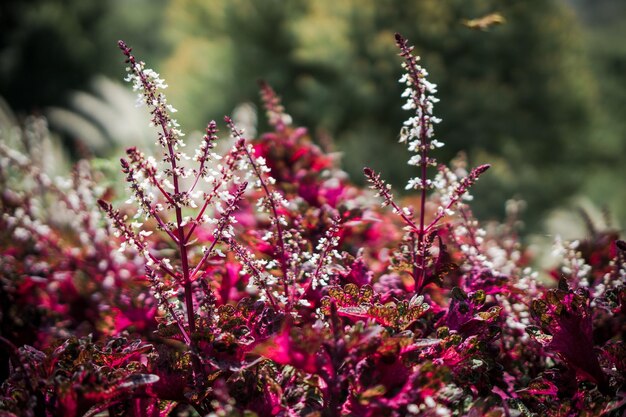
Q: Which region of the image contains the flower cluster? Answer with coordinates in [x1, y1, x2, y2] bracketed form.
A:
[0, 34, 624, 417]
[365, 34, 490, 296]
[396, 33, 443, 192]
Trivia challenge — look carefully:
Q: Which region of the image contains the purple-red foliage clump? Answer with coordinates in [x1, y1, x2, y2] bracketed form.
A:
[0, 34, 624, 416]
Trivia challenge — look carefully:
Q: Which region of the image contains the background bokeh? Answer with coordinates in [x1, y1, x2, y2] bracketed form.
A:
[1, 0, 625, 232]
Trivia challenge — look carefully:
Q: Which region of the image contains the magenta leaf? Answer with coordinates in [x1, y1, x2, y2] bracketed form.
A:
[530, 287, 609, 392]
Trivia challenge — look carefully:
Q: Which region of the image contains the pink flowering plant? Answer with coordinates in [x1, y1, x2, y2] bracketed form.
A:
[1, 33, 624, 416]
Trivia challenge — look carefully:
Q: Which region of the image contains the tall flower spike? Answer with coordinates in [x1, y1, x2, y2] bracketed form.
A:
[363, 33, 490, 294]
[118, 40, 189, 184]
[190, 121, 220, 194]
[395, 33, 443, 192]
[259, 80, 291, 132]
[396, 33, 440, 293]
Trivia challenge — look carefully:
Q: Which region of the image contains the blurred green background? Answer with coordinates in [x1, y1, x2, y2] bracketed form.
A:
[1, 0, 624, 232]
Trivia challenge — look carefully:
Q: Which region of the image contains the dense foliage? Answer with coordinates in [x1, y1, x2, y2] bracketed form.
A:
[0, 34, 624, 416]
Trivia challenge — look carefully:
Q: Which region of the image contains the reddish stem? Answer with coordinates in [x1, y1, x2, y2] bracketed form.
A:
[120, 41, 202, 379]
[226, 117, 290, 309]
[185, 139, 244, 242]
[190, 182, 247, 280]
[297, 218, 340, 301]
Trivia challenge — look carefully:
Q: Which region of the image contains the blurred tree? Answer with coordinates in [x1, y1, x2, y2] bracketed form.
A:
[164, 0, 599, 229]
[567, 0, 626, 228]
[0, 0, 170, 113]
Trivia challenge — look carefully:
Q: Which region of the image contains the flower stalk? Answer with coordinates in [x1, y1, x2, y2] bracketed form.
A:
[365, 34, 489, 294]
[225, 116, 292, 309]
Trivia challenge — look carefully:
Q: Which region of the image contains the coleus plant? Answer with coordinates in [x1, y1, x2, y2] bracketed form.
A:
[0, 33, 624, 416]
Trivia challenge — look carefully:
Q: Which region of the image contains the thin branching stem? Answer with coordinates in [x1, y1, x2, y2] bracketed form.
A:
[226, 237, 279, 310]
[190, 182, 247, 280]
[146, 266, 192, 345]
[185, 139, 245, 242]
[226, 117, 291, 308]
[424, 164, 490, 235]
[98, 199, 179, 279]
[363, 167, 419, 232]
[298, 216, 341, 301]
